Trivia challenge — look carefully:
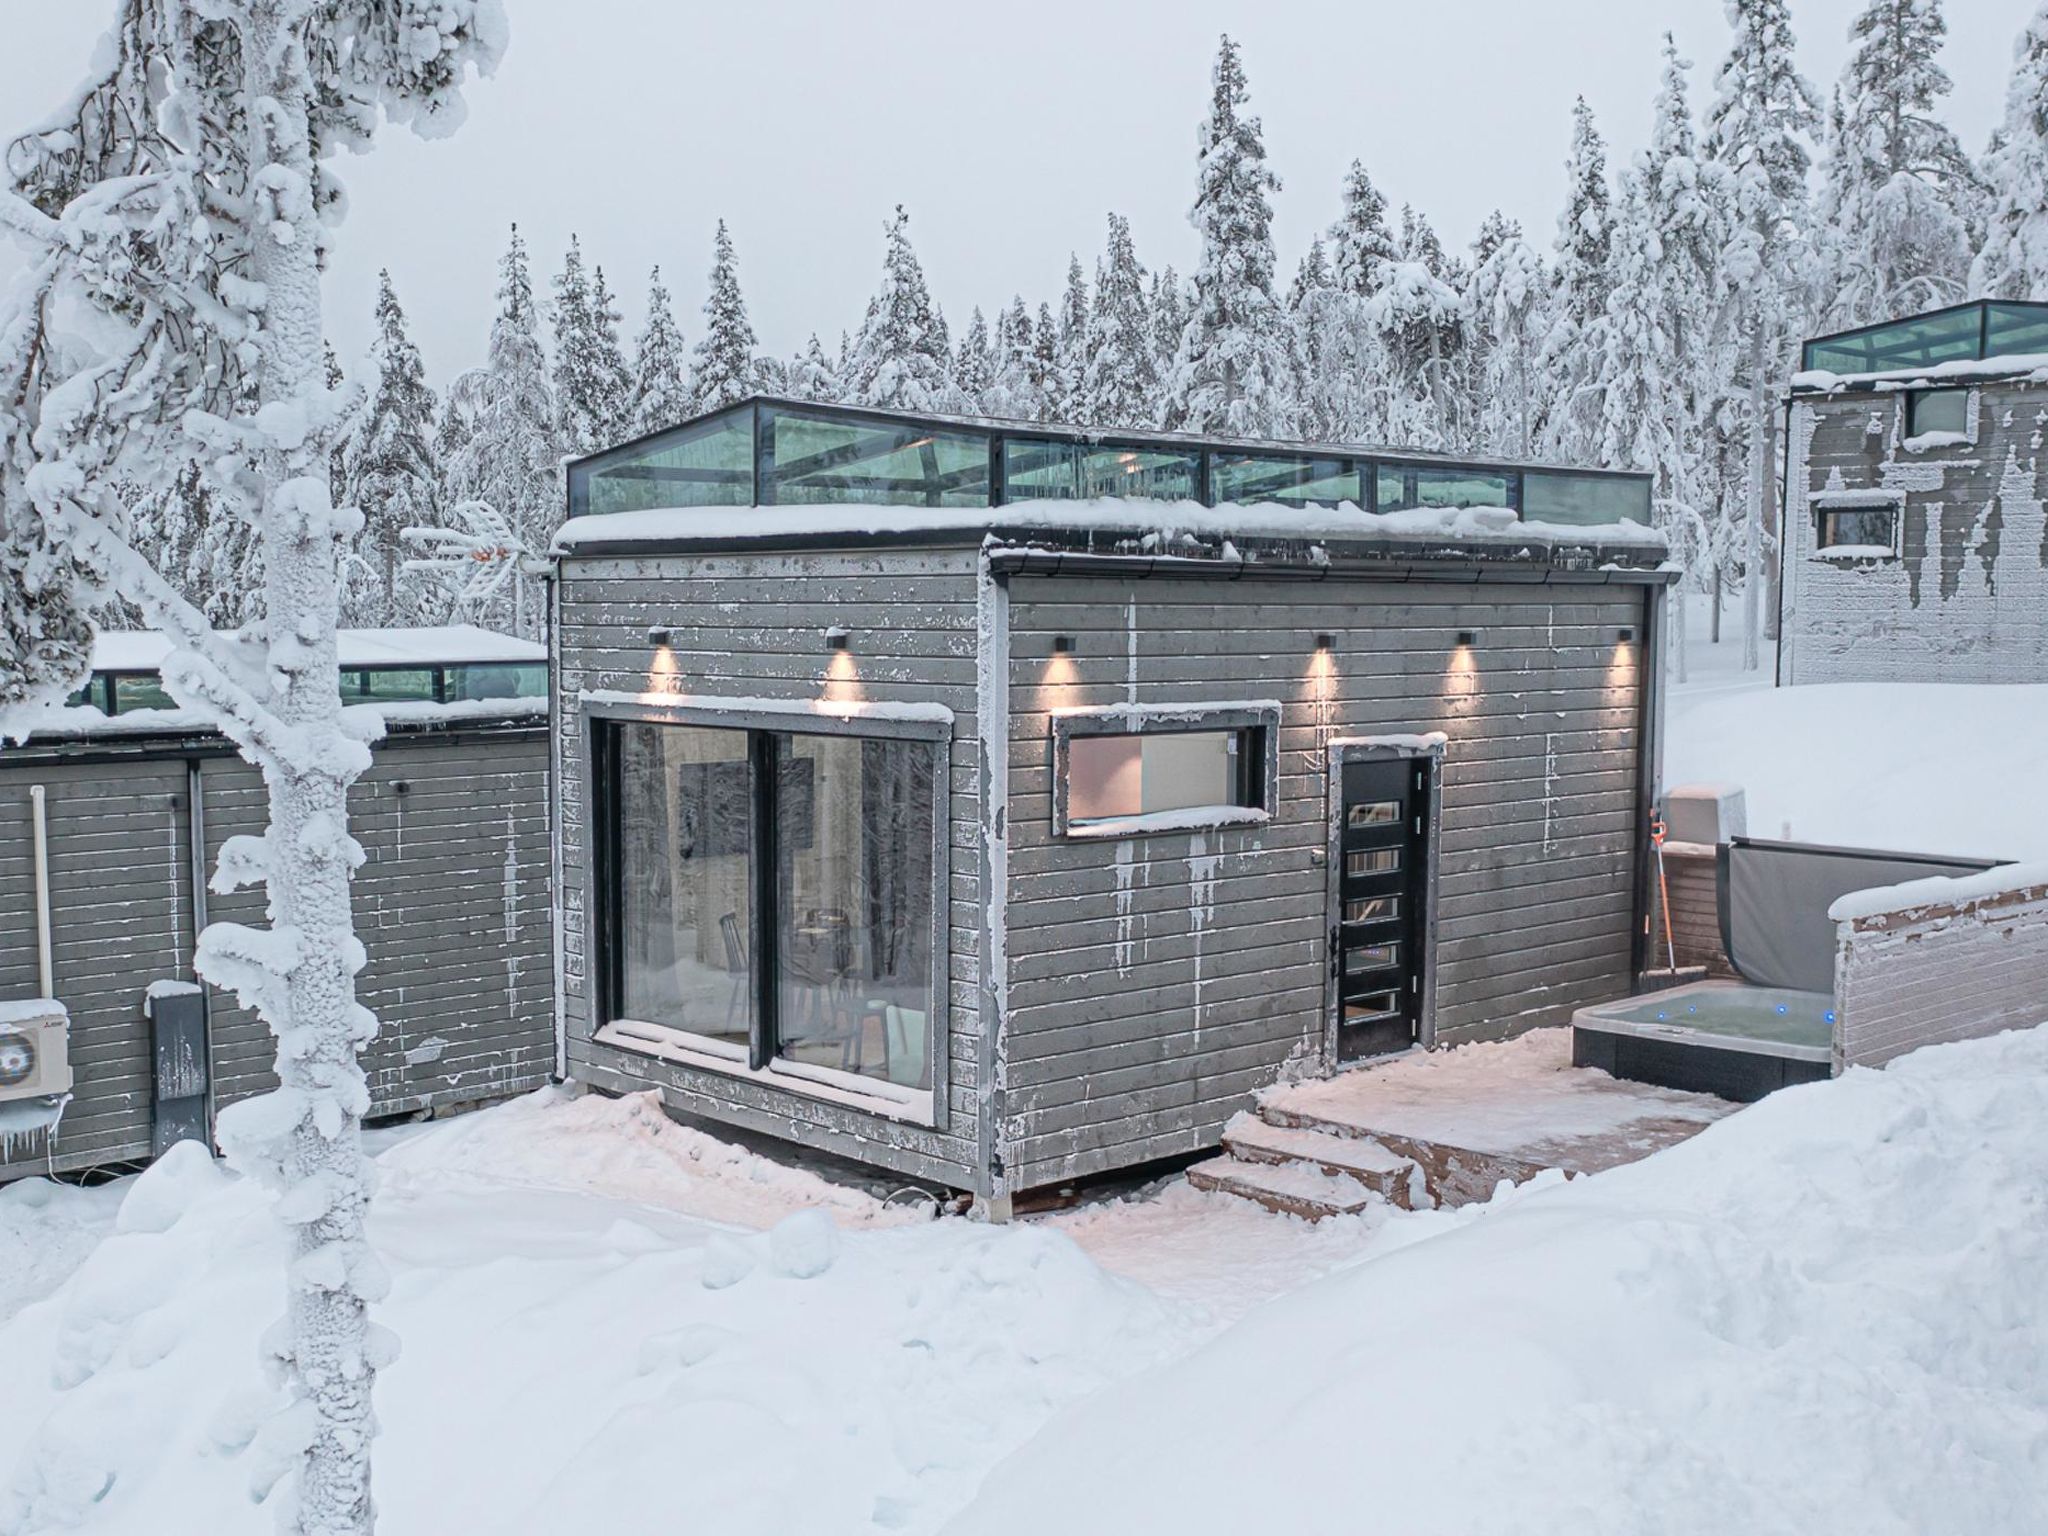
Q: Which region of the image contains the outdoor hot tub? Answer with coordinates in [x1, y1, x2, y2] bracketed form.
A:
[1571, 979, 1835, 1103]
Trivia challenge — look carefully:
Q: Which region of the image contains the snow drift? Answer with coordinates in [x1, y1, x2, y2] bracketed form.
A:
[943, 1024, 2048, 1536]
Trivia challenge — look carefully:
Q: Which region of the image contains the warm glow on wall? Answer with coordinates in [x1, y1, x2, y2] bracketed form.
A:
[1041, 652, 1081, 694]
[648, 644, 685, 695]
[822, 648, 864, 712]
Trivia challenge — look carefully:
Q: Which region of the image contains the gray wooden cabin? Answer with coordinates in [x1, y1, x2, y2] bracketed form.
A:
[1784, 299, 2048, 685]
[0, 628, 556, 1180]
[553, 397, 1669, 1214]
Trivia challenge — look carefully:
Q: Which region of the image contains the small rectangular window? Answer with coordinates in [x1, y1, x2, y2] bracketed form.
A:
[1345, 896, 1399, 924]
[1346, 944, 1399, 972]
[109, 674, 174, 714]
[1347, 848, 1402, 877]
[1814, 504, 1898, 555]
[1344, 990, 1400, 1022]
[1051, 704, 1277, 838]
[1905, 389, 1968, 440]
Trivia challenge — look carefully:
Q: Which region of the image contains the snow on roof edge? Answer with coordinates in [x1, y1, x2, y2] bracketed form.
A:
[1791, 353, 2048, 392]
[1828, 859, 2048, 924]
[552, 496, 1668, 556]
[89, 624, 542, 673]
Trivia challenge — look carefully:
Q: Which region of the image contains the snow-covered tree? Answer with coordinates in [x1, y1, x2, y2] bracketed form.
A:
[1818, 0, 1977, 325]
[955, 307, 995, 408]
[1162, 35, 1298, 437]
[1051, 252, 1089, 421]
[1329, 159, 1397, 300]
[1032, 302, 1060, 417]
[449, 225, 558, 636]
[843, 206, 962, 413]
[689, 219, 758, 412]
[984, 297, 1040, 419]
[1468, 227, 1548, 459]
[628, 264, 690, 435]
[0, 5, 502, 1529]
[1707, 0, 1822, 669]
[550, 234, 616, 455]
[1538, 99, 1616, 462]
[1973, 6, 2048, 300]
[1148, 267, 1190, 407]
[784, 332, 841, 404]
[339, 270, 439, 626]
[1083, 214, 1156, 429]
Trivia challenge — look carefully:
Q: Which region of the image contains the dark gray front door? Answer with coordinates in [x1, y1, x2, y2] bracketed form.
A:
[1335, 755, 1430, 1062]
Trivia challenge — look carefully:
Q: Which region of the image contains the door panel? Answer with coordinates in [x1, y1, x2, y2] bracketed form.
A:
[1335, 755, 1431, 1062]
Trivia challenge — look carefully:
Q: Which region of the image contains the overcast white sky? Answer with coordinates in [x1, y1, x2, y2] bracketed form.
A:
[0, 1, 2035, 385]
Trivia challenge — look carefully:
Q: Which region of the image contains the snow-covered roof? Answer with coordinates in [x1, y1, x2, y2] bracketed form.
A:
[88, 624, 543, 673]
[1, 695, 547, 748]
[553, 497, 1668, 559]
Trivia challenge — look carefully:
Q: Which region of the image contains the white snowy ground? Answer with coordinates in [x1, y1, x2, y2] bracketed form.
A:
[0, 1087, 1394, 1535]
[947, 1024, 2048, 1536]
[1664, 605, 2048, 860]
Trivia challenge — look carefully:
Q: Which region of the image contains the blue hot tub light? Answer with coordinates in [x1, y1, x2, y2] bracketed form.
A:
[1656, 1011, 1669, 1021]
[1825, 1010, 1837, 1024]
[1775, 1004, 1789, 1015]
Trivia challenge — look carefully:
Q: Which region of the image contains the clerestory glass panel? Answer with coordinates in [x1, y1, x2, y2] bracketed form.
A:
[1522, 469, 1653, 526]
[1210, 452, 1362, 507]
[1376, 462, 1515, 514]
[570, 408, 755, 516]
[762, 404, 989, 507]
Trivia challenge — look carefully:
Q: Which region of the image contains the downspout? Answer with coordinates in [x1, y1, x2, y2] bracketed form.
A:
[29, 786, 53, 997]
[973, 550, 1013, 1221]
[542, 555, 567, 1084]
[1774, 392, 1796, 688]
[186, 758, 217, 1141]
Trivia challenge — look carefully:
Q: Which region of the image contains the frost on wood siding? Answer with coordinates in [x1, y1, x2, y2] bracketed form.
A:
[0, 759, 192, 1173]
[1783, 384, 2048, 683]
[1001, 577, 1649, 1189]
[0, 727, 553, 1180]
[553, 549, 985, 1189]
[1833, 874, 2048, 1070]
[202, 731, 555, 1120]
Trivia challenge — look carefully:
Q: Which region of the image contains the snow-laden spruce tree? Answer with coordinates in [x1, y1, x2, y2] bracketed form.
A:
[1147, 267, 1190, 414]
[0, 2, 502, 1528]
[1031, 303, 1061, 418]
[628, 265, 690, 436]
[844, 206, 963, 413]
[983, 297, 1040, 420]
[1706, 0, 1821, 669]
[1973, 6, 2048, 300]
[1539, 98, 1614, 462]
[1817, 0, 1978, 326]
[339, 271, 438, 627]
[689, 219, 758, 413]
[955, 307, 995, 409]
[1468, 225, 1548, 460]
[448, 226, 558, 637]
[1049, 253, 1089, 422]
[1163, 35, 1298, 437]
[1082, 214, 1156, 430]
[550, 235, 628, 455]
[1365, 206, 1468, 450]
[784, 332, 841, 404]
[1329, 159, 1397, 302]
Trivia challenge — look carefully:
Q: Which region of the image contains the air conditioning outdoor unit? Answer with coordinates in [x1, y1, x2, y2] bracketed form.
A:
[0, 1003, 73, 1102]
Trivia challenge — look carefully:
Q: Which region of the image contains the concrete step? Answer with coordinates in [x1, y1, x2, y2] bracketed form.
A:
[1221, 1112, 1422, 1209]
[1185, 1155, 1382, 1220]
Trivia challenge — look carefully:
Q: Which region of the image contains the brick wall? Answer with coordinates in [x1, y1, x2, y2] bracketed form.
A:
[1833, 872, 2048, 1070]
[1647, 844, 1733, 977]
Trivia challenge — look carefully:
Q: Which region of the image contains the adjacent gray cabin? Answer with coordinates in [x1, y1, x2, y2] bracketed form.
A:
[0, 627, 556, 1180]
[1783, 299, 2048, 685]
[552, 397, 1669, 1213]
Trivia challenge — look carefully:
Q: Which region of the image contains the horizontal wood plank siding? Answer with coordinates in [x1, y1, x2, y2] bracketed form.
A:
[553, 548, 984, 1188]
[1000, 576, 1649, 1191]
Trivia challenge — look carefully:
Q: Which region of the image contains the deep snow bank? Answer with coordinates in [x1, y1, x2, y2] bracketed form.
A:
[944, 1024, 2048, 1536]
[0, 1092, 1180, 1535]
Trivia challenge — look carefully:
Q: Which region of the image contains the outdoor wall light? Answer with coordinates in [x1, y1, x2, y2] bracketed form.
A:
[825, 626, 851, 651]
[1314, 633, 1334, 650]
[646, 625, 674, 647]
[1618, 626, 1636, 642]
[1455, 629, 1479, 647]
[1053, 636, 1075, 653]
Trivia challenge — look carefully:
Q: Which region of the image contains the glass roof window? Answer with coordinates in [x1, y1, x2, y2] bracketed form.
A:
[1801, 300, 2048, 375]
[562, 397, 1653, 528]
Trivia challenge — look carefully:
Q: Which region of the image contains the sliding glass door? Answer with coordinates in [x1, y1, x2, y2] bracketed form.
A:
[604, 718, 939, 1092]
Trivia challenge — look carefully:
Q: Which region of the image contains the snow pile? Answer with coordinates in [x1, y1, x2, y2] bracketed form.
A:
[0, 1178, 121, 1328]
[0, 1091, 1182, 1534]
[944, 1024, 2048, 1536]
[1666, 666, 2048, 861]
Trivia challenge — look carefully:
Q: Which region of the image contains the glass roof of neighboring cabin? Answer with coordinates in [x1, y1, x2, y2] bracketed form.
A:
[564, 397, 1653, 529]
[1800, 300, 2048, 376]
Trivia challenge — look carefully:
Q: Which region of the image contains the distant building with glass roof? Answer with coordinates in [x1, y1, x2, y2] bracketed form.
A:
[1799, 299, 2048, 377]
[564, 395, 1653, 529]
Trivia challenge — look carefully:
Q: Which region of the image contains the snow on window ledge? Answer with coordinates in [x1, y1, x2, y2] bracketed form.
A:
[591, 1020, 938, 1127]
[1063, 804, 1273, 841]
[1899, 429, 1973, 454]
[1811, 545, 1899, 563]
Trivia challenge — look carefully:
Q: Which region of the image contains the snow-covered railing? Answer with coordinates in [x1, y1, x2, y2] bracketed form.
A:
[1830, 862, 2048, 1071]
